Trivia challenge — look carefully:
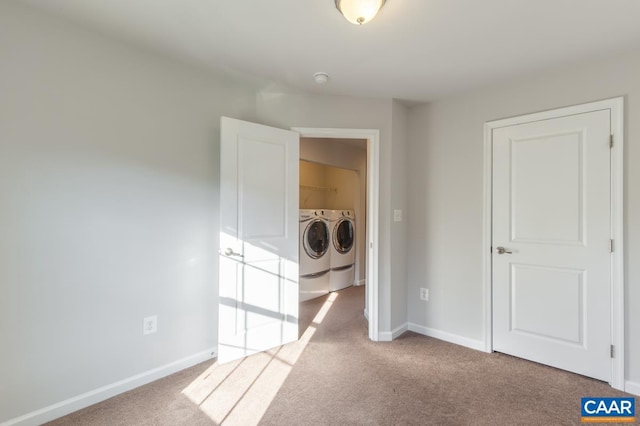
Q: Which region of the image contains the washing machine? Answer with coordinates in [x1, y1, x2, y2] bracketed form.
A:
[299, 209, 331, 302]
[328, 210, 356, 291]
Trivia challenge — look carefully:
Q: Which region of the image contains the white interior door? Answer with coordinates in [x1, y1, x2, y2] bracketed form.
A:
[218, 117, 299, 364]
[492, 109, 611, 381]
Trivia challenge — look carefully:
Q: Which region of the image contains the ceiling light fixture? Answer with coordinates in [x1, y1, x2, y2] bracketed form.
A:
[335, 0, 386, 25]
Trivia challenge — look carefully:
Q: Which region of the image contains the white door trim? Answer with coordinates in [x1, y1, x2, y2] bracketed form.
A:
[292, 127, 380, 341]
[482, 97, 625, 390]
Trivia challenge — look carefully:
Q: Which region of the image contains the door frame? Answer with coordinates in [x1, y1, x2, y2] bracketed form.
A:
[292, 127, 381, 341]
[481, 97, 625, 390]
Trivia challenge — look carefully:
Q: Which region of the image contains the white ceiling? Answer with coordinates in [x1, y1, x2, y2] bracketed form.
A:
[22, 0, 640, 103]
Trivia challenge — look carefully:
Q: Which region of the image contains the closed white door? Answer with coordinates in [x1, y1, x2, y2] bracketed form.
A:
[218, 117, 299, 364]
[492, 110, 611, 381]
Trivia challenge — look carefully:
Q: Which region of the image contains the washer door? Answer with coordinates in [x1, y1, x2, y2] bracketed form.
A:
[333, 219, 354, 254]
[303, 219, 330, 259]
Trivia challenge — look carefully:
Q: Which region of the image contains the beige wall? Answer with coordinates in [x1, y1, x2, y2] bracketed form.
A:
[300, 160, 358, 211]
[407, 48, 640, 390]
[325, 167, 359, 211]
[299, 160, 329, 208]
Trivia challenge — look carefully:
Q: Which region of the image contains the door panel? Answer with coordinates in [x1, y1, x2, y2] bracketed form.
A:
[239, 137, 287, 239]
[510, 131, 583, 244]
[492, 109, 611, 382]
[510, 264, 584, 344]
[218, 117, 299, 364]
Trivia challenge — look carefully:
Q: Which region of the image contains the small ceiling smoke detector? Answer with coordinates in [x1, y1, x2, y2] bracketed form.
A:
[314, 72, 329, 84]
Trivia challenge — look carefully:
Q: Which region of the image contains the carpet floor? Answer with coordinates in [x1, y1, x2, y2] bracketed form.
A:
[47, 286, 637, 425]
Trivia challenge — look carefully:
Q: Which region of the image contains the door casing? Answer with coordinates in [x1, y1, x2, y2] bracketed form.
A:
[293, 127, 381, 341]
[482, 97, 625, 390]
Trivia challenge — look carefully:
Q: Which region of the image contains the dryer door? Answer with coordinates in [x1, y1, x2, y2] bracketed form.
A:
[304, 219, 330, 259]
[333, 219, 354, 254]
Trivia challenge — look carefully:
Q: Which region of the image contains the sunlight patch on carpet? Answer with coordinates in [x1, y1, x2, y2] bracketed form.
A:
[181, 292, 338, 424]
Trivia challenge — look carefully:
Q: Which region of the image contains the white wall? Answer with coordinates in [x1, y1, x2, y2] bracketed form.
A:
[0, 3, 412, 423]
[390, 101, 409, 331]
[407, 48, 640, 390]
[0, 2, 256, 423]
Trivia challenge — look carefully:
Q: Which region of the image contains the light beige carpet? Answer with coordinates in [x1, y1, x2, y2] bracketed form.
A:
[47, 286, 637, 425]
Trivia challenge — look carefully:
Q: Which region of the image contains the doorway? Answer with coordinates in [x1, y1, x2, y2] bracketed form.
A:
[298, 139, 368, 327]
[294, 127, 380, 341]
[218, 121, 382, 365]
[482, 98, 624, 390]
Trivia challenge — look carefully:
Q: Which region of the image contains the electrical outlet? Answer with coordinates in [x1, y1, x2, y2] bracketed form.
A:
[143, 315, 157, 335]
[393, 209, 402, 222]
[420, 288, 429, 301]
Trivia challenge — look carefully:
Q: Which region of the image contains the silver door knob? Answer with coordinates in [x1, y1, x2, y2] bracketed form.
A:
[224, 248, 244, 258]
[495, 246, 512, 255]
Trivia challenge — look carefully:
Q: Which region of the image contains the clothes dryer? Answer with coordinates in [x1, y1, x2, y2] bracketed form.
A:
[328, 210, 356, 291]
[299, 209, 331, 302]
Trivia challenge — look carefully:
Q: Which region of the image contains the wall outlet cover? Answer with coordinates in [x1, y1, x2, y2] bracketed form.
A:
[420, 288, 429, 301]
[143, 315, 158, 335]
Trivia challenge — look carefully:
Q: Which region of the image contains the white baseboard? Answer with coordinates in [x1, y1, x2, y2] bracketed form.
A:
[625, 380, 640, 397]
[356, 279, 366, 286]
[363, 308, 369, 320]
[379, 322, 408, 342]
[2, 348, 217, 426]
[406, 325, 640, 396]
[392, 322, 409, 340]
[408, 323, 485, 352]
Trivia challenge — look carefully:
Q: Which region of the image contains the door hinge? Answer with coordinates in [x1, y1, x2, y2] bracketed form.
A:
[610, 345, 615, 358]
[609, 239, 614, 253]
[610, 134, 614, 148]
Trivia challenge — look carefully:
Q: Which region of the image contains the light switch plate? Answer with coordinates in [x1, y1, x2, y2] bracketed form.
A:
[393, 209, 402, 222]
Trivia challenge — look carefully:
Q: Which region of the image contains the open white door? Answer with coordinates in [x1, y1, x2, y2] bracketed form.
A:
[218, 117, 299, 364]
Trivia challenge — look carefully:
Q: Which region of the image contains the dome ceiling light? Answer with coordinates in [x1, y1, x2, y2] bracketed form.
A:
[335, 0, 386, 25]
